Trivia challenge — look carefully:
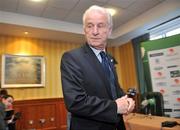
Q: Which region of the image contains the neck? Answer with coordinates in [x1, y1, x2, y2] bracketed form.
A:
[89, 45, 106, 51]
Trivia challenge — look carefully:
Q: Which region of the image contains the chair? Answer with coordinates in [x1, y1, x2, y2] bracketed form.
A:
[140, 92, 164, 116]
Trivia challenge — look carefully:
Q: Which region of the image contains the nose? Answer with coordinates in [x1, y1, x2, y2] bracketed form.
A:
[92, 26, 99, 35]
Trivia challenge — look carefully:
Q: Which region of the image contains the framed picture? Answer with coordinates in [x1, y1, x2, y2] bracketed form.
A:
[1, 54, 45, 88]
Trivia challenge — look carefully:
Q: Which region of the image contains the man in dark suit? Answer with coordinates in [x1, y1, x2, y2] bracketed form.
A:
[0, 95, 14, 130]
[61, 5, 135, 130]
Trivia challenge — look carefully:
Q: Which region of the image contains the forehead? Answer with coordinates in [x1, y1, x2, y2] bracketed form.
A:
[85, 10, 108, 24]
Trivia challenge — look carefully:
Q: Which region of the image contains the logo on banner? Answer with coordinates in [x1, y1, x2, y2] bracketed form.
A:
[160, 89, 165, 94]
[167, 48, 178, 56]
[168, 48, 174, 54]
[170, 70, 180, 78]
[155, 59, 160, 64]
[174, 79, 180, 85]
[155, 71, 166, 79]
[177, 98, 180, 103]
[172, 90, 180, 95]
[164, 100, 170, 105]
[157, 71, 162, 76]
[149, 52, 164, 57]
[174, 98, 180, 107]
[167, 65, 178, 68]
[155, 82, 167, 87]
[170, 78, 180, 87]
[154, 66, 163, 70]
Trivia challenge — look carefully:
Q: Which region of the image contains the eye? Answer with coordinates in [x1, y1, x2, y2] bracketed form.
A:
[97, 23, 106, 28]
[86, 24, 93, 29]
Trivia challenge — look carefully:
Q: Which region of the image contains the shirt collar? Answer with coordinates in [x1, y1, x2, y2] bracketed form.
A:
[89, 46, 105, 56]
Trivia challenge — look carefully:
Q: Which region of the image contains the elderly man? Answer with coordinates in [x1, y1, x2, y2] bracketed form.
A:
[61, 5, 135, 130]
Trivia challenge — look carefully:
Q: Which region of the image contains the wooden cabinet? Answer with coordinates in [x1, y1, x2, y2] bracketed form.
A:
[14, 98, 67, 130]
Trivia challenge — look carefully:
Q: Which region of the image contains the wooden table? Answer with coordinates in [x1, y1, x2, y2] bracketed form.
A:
[124, 113, 180, 130]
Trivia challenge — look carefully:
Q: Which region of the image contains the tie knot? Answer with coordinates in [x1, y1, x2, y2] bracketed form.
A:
[100, 51, 107, 59]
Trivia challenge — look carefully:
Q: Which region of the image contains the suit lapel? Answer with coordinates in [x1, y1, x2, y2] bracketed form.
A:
[107, 54, 118, 81]
[82, 44, 113, 99]
[106, 54, 125, 97]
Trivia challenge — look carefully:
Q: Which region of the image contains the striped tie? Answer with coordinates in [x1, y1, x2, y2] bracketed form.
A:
[100, 51, 117, 99]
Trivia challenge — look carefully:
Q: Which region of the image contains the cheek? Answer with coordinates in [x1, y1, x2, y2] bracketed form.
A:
[101, 31, 109, 38]
[103, 28, 111, 37]
[86, 33, 93, 40]
[84, 31, 90, 36]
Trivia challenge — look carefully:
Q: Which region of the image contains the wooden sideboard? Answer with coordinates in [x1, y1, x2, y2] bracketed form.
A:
[124, 113, 180, 130]
[13, 98, 67, 130]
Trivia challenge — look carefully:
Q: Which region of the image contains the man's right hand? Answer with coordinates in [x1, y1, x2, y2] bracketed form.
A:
[115, 95, 135, 114]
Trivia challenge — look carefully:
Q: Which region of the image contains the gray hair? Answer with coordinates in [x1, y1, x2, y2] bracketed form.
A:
[83, 5, 113, 29]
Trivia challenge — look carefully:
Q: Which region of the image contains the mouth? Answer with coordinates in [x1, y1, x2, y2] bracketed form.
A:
[91, 37, 101, 40]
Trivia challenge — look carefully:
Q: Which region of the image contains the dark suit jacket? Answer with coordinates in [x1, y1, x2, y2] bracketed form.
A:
[61, 43, 126, 130]
[0, 102, 6, 130]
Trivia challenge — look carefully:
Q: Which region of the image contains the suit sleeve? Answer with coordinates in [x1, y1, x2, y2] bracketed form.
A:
[61, 52, 120, 123]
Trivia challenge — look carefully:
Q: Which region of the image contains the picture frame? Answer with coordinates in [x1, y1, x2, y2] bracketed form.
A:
[1, 54, 45, 88]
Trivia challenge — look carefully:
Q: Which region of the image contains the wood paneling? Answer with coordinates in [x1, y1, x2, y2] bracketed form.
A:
[0, 35, 81, 100]
[58, 101, 67, 130]
[14, 98, 67, 130]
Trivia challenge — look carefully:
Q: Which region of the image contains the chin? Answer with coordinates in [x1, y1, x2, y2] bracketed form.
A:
[91, 43, 105, 49]
[91, 42, 101, 46]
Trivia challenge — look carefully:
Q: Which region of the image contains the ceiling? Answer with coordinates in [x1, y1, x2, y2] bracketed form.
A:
[0, 0, 179, 45]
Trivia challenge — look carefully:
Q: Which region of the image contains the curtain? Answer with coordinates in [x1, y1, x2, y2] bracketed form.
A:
[132, 33, 150, 95]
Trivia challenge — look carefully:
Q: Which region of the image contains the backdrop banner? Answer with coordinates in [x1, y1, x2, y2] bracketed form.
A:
[148, 45, 180, 117]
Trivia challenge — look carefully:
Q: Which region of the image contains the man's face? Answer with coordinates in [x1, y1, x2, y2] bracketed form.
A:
[2, 97, 13, 109]
[84, 11, 112, 50]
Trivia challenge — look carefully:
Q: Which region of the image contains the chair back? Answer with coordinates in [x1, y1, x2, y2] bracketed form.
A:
[141, 92, 164, 116]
